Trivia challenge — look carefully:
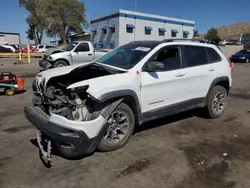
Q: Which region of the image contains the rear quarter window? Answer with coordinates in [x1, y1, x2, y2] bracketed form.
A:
[182, 45, 209, 68]
[206, 47, 222, 62]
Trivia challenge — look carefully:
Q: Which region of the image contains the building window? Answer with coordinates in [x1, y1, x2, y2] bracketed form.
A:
[126, 24, 135, 33]
[101, 26, 107, 34]
[171, 29, 178, 37]
[159, 28, 166, 36]
[108, 24, 115, 33]
[145, 26, 152, 35]
[183, 31, 190, 39]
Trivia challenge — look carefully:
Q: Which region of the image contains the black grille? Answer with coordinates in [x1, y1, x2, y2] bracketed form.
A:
[43, 55, 48, 60]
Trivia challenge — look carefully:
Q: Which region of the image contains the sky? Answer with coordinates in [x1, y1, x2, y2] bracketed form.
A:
[0, 0, 249, 43]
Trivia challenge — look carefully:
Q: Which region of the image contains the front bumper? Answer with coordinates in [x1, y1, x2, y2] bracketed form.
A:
[39, 60, 52, 71]
[230, 58, 247, 63]
[24, 106, 109, 158]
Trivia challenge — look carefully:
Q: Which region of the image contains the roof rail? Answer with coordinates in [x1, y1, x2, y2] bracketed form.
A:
[161, 39, 209, 43]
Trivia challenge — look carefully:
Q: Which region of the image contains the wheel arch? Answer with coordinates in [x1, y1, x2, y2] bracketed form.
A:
[205, 76, 230, 105]
[98, 90, 142, 126]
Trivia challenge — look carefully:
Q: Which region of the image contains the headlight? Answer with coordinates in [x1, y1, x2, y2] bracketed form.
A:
[47, 56, 52, 60]
[241, 57, 246, 59]
[70, 85, 89, 92]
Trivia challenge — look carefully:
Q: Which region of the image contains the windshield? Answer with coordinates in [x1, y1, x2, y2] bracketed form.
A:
[63, 42, 78, 51]
[95, 44, 155, 69]
[237, 50, 250, 54]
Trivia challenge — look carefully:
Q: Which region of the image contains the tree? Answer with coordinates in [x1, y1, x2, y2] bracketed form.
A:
[204, 27, 220, 40]
[45, 0, 89, 45]
[19, 0, 48, 44]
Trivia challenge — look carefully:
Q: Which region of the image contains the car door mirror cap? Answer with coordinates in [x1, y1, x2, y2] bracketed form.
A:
[143, 61, 164, 72]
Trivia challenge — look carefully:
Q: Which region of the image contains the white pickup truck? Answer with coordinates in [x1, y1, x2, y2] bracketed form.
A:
[39, 41, 107, 70]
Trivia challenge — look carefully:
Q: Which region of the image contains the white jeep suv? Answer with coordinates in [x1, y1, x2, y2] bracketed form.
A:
[24, 40, 232, 162]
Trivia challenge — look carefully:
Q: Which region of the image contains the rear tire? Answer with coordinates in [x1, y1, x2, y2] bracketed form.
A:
[98, 103, 135, 152]
[53, 60, 68, 68]
[204, 86, 227, 119]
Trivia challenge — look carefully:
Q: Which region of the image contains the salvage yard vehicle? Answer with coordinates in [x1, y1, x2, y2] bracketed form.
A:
[36, 44, 57, 53]
[230, 49, 250, 63]
[39, 41, 107, 70]
[24, 39, 232, 164]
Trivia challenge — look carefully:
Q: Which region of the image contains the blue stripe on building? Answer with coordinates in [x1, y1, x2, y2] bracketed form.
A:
[91, 13, 195, 27]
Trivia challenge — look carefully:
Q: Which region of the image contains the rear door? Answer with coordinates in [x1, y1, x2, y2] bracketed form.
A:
[72, 43, 93, 63]
[180, 45, 221, 107]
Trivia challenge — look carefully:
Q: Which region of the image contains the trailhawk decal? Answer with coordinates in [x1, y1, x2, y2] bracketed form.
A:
[134, 47, 151, 52]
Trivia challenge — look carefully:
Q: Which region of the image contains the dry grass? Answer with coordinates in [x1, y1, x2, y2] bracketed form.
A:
[217, 23, 250, 40]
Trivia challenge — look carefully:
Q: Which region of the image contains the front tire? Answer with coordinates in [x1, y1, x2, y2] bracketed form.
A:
[205, 86, 228, 118]
[53, 60, 68, 68]
[98, 103, 135, 152]
[5, 88, 15, 96]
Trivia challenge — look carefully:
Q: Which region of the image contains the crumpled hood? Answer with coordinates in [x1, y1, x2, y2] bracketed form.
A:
[44, 48, 64, 57]
[36, 62, 93, 84]
[67, 70, 139, 100]
[50, 51, 71, 59]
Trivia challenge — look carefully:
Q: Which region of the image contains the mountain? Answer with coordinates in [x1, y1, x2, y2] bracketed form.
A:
[217, 23, 250, 40]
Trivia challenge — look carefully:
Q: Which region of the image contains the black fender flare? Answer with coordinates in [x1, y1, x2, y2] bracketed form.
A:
[204, 76, 230, 105]
[98, 90, 142, 120]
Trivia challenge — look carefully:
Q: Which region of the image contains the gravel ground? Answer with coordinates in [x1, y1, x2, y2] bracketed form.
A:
[1, 47, 250, 188]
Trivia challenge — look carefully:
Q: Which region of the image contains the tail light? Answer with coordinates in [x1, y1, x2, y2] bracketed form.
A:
[229, 60, 234, 72]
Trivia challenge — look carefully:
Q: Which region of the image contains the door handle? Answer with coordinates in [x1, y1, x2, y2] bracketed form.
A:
[175, 72, 185, 77]
[208, 68, 215, 71]
[88, 53, 92, 56]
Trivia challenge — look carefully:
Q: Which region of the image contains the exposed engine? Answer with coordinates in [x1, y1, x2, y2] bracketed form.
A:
[35, 63, 124, 121]
[43, 85, 93, 121]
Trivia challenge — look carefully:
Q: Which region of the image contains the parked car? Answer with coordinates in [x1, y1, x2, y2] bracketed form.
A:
[16, 47, 37, 53]
[1, 44, 16, 52]
[39, 41, 107, 70]
[24, 40, 232, 163]
[230, 50, 250, 63]
[36, 44, 56, 53]
[0, 46, 12, 53]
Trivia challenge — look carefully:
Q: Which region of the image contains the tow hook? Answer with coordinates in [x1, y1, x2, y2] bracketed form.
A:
[37, 131, 52, 168]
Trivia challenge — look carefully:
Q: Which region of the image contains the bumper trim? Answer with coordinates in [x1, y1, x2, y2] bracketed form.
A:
[24, 106, 109, 158]
[39, 60, 52, 71]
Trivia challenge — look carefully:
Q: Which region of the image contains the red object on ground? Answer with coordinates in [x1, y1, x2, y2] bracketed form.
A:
[16, 78, 25, 90]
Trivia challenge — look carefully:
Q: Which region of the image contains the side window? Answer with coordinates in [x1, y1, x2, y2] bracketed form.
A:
[45, 46, 54, 49]
[206, 47, 222, 62]
[75, 43, 90, 52]
[148, 46, 181, 71]
[182, 45, 209, 68]
[38, 45, 44, 49]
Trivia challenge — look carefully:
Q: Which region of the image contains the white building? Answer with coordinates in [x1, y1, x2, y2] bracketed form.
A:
[90, 9, 195, 49]
[0, 32, 20, 45]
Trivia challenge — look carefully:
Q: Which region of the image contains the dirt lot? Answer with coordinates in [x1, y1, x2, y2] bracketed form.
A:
[1, 50, 250, 188]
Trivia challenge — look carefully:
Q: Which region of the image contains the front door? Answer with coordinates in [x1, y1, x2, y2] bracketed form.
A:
[140, 45, 187, 114]
[72, 43, 93, 63]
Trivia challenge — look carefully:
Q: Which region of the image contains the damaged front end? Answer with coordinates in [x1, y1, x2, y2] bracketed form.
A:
[25, 64, 124, 162]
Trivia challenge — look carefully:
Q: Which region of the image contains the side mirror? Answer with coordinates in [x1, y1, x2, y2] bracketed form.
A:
[143, 61, 164, 72]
